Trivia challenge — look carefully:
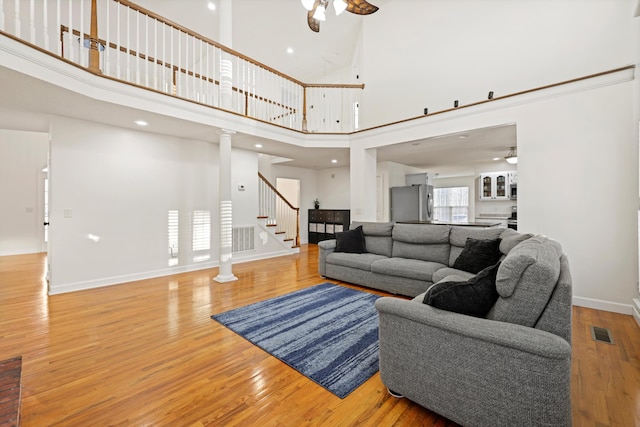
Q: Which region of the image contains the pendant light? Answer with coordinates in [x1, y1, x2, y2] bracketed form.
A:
[505, 146, 518, 164]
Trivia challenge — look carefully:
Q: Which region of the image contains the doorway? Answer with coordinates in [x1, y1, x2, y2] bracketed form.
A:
[276, 177, 300, 208]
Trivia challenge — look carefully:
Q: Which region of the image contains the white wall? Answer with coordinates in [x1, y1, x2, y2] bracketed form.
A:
[517, 81, 638, 310]
[361, 0, 636, 129]
[316, 166, 350, 209]
[48, 117, 219, 293]
[231, 149, 259, 226]
[0, 129, 49, 255]
[47, 117, 287, 294]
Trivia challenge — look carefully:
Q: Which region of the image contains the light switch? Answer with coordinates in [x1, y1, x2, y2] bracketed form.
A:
[64, 209, 73, 218]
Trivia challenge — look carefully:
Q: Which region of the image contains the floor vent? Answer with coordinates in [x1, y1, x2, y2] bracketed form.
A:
[233, 226, 255, 253]
[590, 326, 614, 344]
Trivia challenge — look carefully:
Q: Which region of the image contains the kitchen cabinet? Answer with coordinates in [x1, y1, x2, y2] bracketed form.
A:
[479, 172, 510, 200]
[308, 209, 350, 244]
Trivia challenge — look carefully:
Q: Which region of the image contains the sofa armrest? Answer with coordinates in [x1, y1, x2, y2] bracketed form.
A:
[318, 239, 336, 276]
[375, 297, 571, 358]
[375, 297, 572, 426]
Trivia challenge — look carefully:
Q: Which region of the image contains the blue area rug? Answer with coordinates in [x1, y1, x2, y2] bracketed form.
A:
[211, 283, 381, 398]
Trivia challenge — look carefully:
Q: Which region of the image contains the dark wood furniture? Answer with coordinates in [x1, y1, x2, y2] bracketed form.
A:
[308, 209, 350, 244]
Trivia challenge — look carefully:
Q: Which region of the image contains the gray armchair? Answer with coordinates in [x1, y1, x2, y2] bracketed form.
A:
[375, 236, 573, 427]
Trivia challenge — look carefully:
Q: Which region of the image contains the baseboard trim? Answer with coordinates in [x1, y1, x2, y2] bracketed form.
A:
[231, 250, 298, 265]
[632, 299, 640, 328]
[48, 262, 218, 295]
[0, 249, 42, 257]
[48, 250, 299, 295]
[572, 296, 633, 315]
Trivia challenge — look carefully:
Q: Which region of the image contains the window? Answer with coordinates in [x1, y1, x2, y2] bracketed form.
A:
[168, 210, 179, 266]
[433, 187, 469, 223]
[192, 210, 211, 262]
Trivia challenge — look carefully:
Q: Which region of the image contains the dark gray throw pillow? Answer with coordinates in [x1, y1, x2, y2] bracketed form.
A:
[335, 225, 367, 253]
[452, 237, 502, 274]
[423, 262, 501, 317]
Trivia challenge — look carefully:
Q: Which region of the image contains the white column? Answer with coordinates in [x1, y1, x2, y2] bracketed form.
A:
[214, 129, 237, 283]
[350, 144, 378, 222]
[214, 0, 237, 283]
[219, 0, 232, 47]
[218, 0, 233, 111]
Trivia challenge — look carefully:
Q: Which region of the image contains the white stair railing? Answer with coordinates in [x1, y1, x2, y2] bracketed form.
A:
[0, 0, 363, 133]
[258, 173, 300, 248]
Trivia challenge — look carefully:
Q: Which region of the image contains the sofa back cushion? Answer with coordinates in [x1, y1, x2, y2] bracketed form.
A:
[448, 226, 503, 266]
[351, 221, 394, 258]
[392, 224, 450, 264]
[486, 236, 562, 327]
[498, 228, 534, 255]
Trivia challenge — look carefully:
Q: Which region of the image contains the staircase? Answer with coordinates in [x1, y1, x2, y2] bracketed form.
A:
[258, 173, 300, 253]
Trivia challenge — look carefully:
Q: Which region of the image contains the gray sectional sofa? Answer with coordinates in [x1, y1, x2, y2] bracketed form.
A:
[318, 221, 573, 427]
[318, 221, 528, 297]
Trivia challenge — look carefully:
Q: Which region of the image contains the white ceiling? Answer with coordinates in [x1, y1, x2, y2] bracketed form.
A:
[0, 0, 516, 171]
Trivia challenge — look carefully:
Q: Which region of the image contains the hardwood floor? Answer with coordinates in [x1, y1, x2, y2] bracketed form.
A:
[0, 246, 638, 426]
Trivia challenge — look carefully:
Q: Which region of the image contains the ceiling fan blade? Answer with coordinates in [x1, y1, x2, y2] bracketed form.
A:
[346, 0, 379, 15]
[307, 0, 321, 32]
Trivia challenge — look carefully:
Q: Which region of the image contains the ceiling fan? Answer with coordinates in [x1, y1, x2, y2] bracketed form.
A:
[301, 0, 379, 33]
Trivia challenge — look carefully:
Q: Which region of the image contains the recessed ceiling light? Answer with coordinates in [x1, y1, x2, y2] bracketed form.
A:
[331, 159, 338, 164]
[207, 2, 216, 11]
[134, 120, 148, 126]
[459, 135, 469, 139]
[286, 47, 294, 54]
[492, 157, 500, 161]
[254, 143, 263, 148]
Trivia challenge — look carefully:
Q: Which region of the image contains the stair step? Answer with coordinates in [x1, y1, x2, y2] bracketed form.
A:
[266, 224, 277, 228]
[275, 231, 285, 235]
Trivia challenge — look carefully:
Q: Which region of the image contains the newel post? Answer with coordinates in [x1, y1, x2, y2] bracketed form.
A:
[89, 0, 101, 74]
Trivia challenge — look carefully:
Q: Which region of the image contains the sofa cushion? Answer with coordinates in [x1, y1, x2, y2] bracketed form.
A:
[448, 226, 503, 266]
[392, 224, 451, 264]
[423, 262, 501, 317]
[431, 268, 475, 284]
[351, 222, 393, 257]
[371, 258, 447, 282]
[486, 236, 562, 327]
[449, 226, 503, 247]
[498, 228, 534, 255]
[326, 252, 388, 272]
[452, 238, 502, 274]
[335, 225, 366, 253]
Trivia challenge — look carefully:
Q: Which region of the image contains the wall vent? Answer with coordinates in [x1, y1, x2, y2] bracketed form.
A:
[590, 326, 614, 344]
[233, 226, 255, 253]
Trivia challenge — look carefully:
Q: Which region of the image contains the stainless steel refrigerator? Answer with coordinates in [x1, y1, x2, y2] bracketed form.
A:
[390, 184, 434, 222]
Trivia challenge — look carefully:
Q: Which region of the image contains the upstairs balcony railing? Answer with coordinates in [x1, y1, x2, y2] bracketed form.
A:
[0, 0, 364, 133]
